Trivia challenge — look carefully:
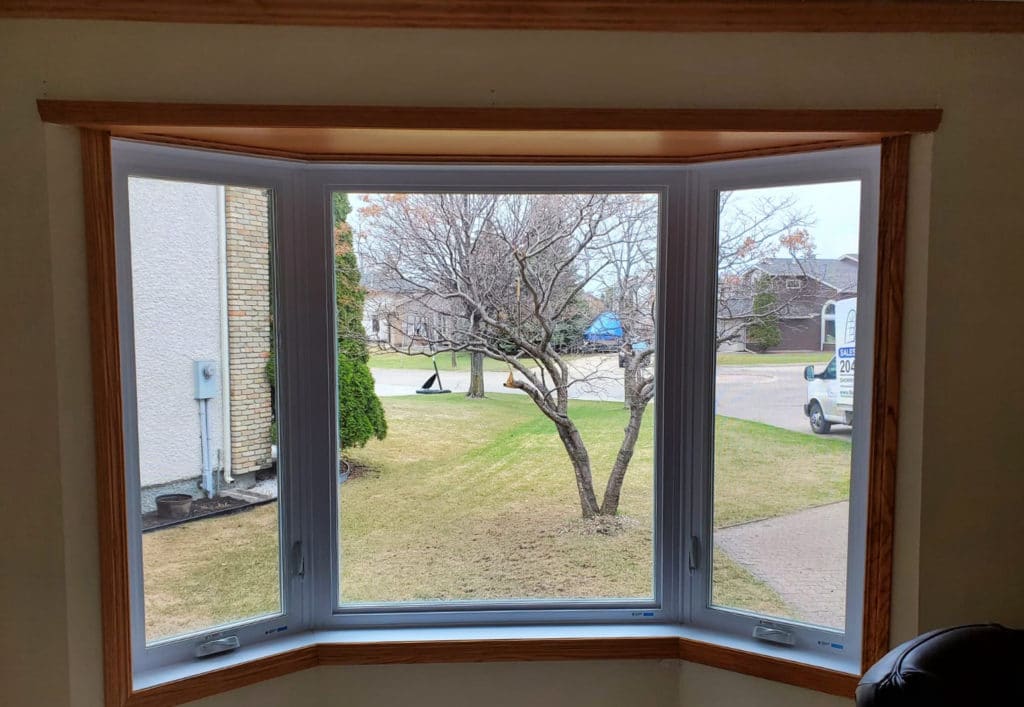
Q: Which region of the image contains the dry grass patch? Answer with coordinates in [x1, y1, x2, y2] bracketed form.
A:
[142, 504, 280, 642]
[341, 394, 655, 602]
[141, 394, 850, 637]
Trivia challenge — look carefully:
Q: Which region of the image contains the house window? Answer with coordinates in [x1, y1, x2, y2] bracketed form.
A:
[822, 300, 838, 348]
[786, 277, 802, 289]
[112, 140, 879, 683]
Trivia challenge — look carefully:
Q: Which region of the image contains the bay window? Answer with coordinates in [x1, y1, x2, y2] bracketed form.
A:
[110, 137, 880, 692]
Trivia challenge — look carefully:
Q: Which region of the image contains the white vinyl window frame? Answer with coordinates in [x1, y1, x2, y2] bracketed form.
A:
[112, 139, 878, 684]
[301, 163, 683, 630]
[686, 147, 880, 663]
[113, 143, 310, 675]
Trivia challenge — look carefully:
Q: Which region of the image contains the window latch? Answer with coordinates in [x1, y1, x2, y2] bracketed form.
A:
[753, 623, 795, 646]
[196, 635, 240, 658]
[688, 535, 700, 571]
[292, 541, 304, 578]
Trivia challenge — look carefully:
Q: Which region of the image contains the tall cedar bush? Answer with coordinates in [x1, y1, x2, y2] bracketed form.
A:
[334, 193, 387, 449]
[747, 277, 783, 350]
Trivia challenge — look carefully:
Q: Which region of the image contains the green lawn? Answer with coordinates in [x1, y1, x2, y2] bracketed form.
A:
[369, 350, 832, 372]
[712, 416, 851, 527]
[142, 394, 850, 640]
[716, 351, 834, 366]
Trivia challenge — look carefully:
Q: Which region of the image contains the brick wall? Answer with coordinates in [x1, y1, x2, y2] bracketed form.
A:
[224, 187, 274, 475]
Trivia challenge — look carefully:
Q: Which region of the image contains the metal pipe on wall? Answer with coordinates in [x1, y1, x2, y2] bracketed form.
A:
[217, 185, 234, 485]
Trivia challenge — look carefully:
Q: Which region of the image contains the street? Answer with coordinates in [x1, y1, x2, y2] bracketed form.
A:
[370, 355, 851, 438]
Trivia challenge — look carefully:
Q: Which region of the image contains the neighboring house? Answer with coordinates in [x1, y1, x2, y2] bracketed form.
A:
[362, 269, 448, 350]
[129, 179, 274, 509]
[718, 254, 859, 352]
[363, 267, 608, 353]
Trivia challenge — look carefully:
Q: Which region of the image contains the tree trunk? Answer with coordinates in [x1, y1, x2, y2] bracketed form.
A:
[467, 351, 485, 398]
[623, 357, 633, 408]
[451, 349, 458, 368]
[554, 420, 601, 518]
[600, 400, 648, 516]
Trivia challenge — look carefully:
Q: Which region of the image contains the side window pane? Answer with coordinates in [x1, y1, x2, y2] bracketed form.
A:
[128, 178, 282, 643]
[334, 192, 659, 605]
[712, 181, 862, 630]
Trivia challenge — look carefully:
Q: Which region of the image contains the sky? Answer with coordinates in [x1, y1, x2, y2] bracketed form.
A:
[347, 179, 862, 261]
[724, 180, 862, 259]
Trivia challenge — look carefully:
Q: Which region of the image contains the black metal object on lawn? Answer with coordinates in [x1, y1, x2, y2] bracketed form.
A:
[416, 358, 451, 394]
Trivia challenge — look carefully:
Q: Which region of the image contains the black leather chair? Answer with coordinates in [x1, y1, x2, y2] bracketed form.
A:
[856, 624, 1024, 706]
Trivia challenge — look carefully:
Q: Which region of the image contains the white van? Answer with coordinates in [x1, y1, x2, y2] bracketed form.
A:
[803, 297, 856, 434]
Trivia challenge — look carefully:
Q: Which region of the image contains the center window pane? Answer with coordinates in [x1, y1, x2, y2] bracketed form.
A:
[333, 192, 659, 604]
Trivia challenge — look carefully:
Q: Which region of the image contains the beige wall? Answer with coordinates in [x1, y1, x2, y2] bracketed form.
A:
[2, 19, 1022, 707]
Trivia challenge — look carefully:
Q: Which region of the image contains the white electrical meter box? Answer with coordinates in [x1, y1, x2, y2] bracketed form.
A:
[193, 360, 218, 400]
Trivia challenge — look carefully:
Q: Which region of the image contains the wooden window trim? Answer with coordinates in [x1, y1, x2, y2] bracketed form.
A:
[81, 127, 133, 707]
[44, 101, 939, 165]
[70, 104, 919, 707]
[861, 133, 911, 669]
[6, 1, 1024, 33]
[41, 101, 943, 133]
[124, 638, 858, 707]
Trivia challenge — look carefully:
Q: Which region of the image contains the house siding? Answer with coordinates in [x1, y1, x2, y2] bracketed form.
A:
[129, 179, 226, 489]
[777, 317, 826, 352]
[747, 274, 852, 352]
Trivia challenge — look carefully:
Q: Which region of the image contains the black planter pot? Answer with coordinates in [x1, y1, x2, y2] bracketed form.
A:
[155, 493, 193, 519]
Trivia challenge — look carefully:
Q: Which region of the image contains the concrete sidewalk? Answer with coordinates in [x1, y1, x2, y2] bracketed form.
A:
[714, 501, 849, 628]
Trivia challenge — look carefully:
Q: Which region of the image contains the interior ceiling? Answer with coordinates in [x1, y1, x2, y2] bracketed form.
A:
[111, 125, 885, 163]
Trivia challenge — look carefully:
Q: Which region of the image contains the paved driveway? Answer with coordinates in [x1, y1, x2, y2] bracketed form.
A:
[371, 357, 850, 438]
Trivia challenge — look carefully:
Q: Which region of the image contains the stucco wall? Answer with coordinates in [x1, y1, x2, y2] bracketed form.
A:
[129, 178, 225, 487]
[2, 18, 1023, 707]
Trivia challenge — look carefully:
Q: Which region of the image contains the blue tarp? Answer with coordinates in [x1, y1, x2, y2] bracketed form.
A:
[584, 311, 623, 342]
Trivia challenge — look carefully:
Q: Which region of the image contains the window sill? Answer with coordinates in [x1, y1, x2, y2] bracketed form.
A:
[130, 625, 860, 706]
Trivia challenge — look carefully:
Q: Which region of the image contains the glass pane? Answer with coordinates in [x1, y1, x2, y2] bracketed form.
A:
[128, 178, 282, 643]
[334, 192, 658, 604]
[711, 180, 862, 630]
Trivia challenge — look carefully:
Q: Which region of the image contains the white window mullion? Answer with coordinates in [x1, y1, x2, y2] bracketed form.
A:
[302, 170, 343, 628]
[684, 164, 720, 627]
[657, 172, 703, 624]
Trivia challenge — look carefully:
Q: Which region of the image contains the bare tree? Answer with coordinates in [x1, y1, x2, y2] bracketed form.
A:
[354, 190, 814, 519]
[357, 193, 503, 397]
[715, 191, 816, 348]
[358, 193, 656, 517]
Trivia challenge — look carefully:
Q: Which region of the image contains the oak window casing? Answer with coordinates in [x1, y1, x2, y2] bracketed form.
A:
[63, 103, 923, 707]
